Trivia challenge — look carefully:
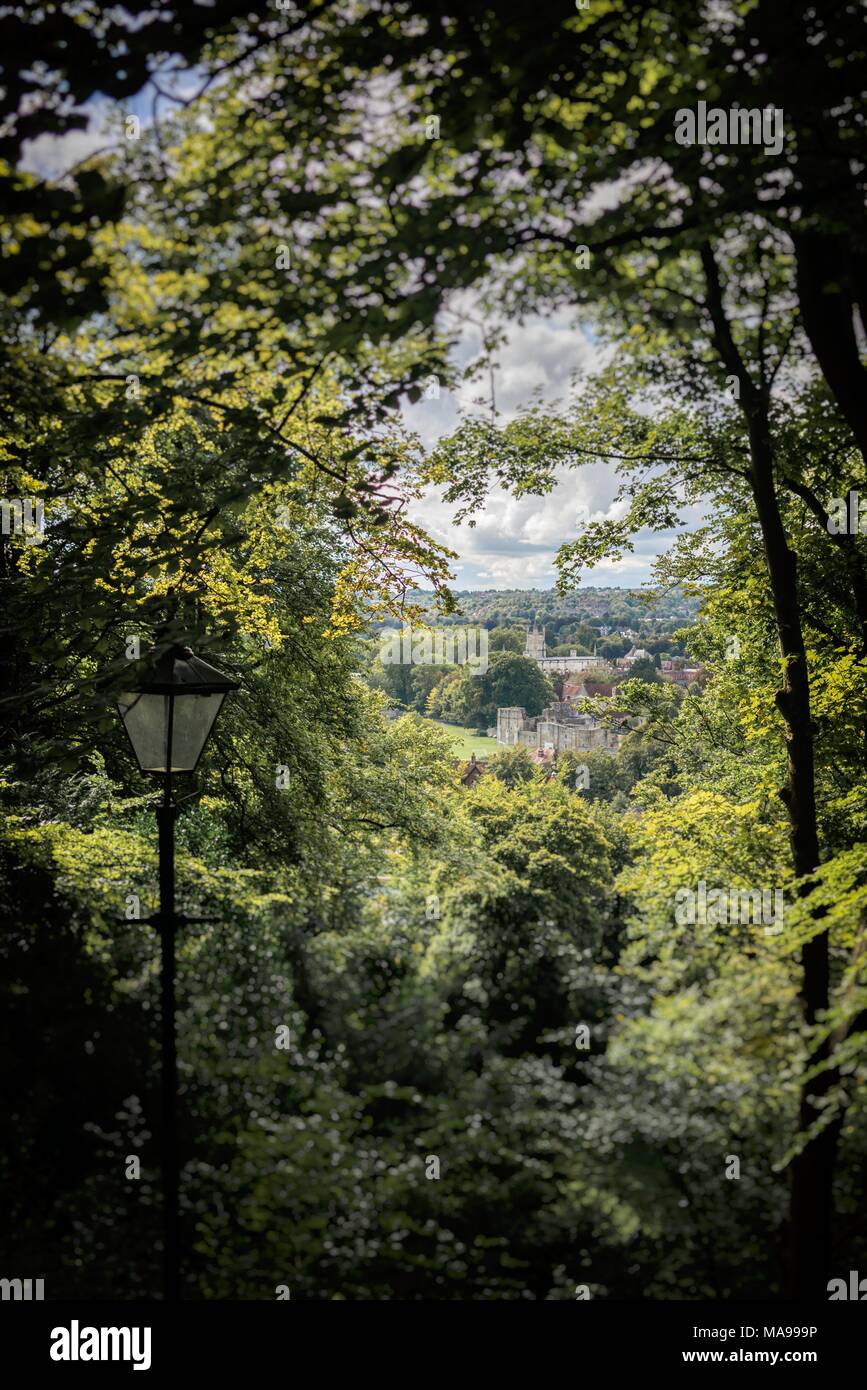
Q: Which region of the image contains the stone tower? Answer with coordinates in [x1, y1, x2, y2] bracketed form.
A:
[497, 707, 528, 745]
[525, 619, 546, 661]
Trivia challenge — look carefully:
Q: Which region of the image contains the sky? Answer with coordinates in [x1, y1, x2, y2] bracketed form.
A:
[401, 304, 697, 591]
[23, 84, 696, 594]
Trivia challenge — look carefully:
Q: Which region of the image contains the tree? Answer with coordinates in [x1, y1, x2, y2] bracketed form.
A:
[448, 653, 554, 727]
[486, 745, 537, 788]
[366, 659, 415, 708]
[489, 654, 554, 718]
[429, 353, 867, 1294]
[560, 749, 625, 803]
[6, 0, 867, 1303]
[628, 657, 661, 684]
[488, 628, 525, 655]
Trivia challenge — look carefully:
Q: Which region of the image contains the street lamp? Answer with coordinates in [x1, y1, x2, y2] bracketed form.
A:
[116, 644, 239, 1301]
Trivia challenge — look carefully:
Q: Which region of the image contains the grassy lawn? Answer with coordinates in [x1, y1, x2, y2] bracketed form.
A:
[418, 718, 499, 759]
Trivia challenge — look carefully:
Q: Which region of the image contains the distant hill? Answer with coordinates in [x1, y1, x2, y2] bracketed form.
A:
[408, 587, 700, 631]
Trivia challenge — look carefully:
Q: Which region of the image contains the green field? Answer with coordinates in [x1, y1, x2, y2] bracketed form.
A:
[419, 718, 499, 759]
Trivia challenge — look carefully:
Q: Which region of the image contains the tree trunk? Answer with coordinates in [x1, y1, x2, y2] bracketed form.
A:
[747, 417, 838, 1299]
[700, 242, 835, 1298]
[794, 230, 867, 468]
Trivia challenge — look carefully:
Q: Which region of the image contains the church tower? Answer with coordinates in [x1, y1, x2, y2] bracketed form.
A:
[525, 619, 546, 661]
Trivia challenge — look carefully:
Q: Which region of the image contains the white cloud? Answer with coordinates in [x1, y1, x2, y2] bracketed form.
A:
[19, 106, 682, 595]
[403, 303, 659, 589]
[21, 104, 115, 179]
[18, 77, 172, 180]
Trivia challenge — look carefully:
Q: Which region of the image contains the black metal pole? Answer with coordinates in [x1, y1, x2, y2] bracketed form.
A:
[157, 749, 179, 1300]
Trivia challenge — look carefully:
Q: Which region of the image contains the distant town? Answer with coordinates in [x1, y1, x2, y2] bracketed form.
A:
[366, 589, 708, 776]
[496, 620, 706, 757]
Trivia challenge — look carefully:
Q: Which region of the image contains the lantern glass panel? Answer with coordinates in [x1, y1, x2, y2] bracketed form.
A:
[118, 690, 227, 773]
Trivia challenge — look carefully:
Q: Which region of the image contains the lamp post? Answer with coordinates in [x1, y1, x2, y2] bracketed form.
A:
[116, 644, 238, 1301]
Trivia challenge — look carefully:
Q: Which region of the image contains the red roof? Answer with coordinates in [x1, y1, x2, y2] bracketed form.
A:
[532, 747, 556, 763]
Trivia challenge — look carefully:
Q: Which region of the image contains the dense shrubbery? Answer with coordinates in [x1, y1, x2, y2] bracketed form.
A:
[4, 0, 867, 1304]
[4, 614, 866, 1297]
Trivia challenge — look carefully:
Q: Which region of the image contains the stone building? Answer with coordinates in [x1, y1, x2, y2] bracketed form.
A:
[525, 621, 546, 662]
[524, 621, 604, 674]
[613, 645, 652, 669]
[496, 702, 621, 753]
